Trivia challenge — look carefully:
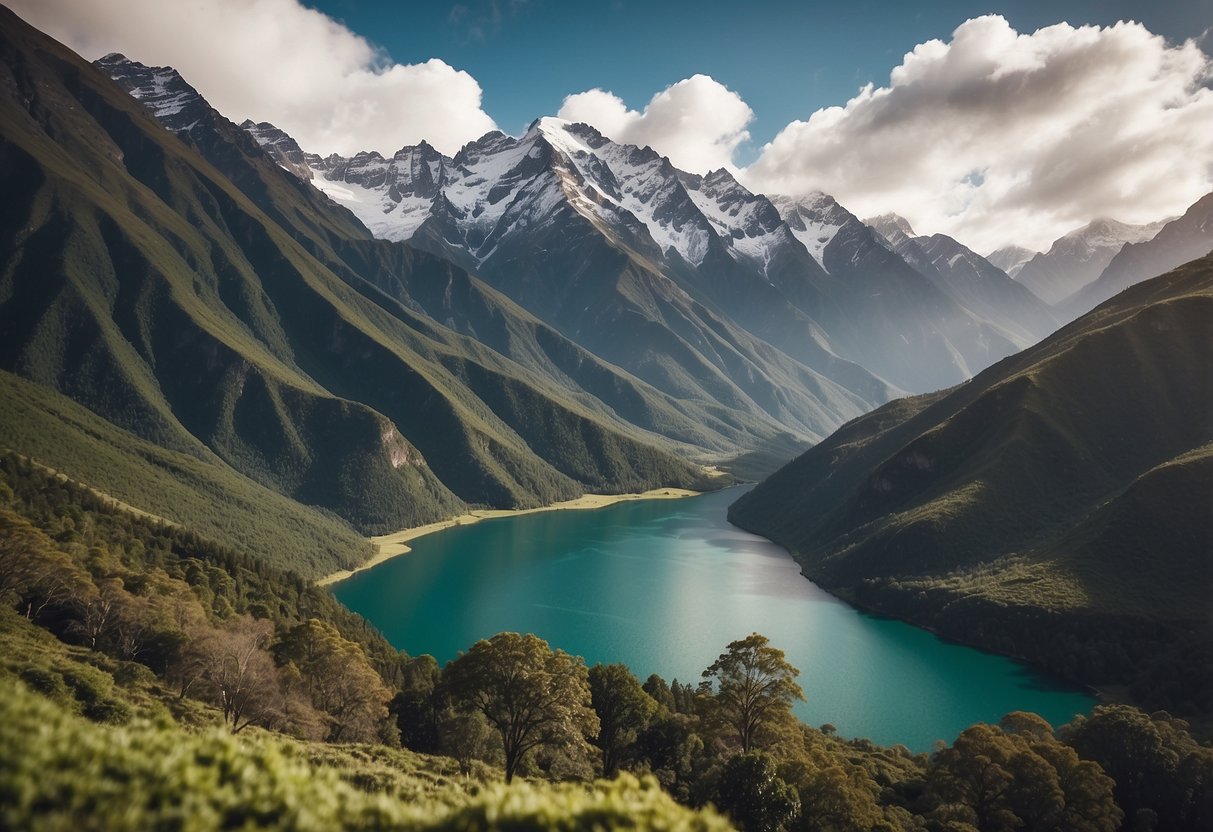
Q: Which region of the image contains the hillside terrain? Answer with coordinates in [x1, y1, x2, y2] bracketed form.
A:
[731, 255, 1213, 718]
[0, 7, 733, 578]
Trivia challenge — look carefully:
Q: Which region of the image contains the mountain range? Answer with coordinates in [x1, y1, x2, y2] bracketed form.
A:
[730, 253, 1213, 711]
[208, 80, 1053, 395]
[3, 5, 1209, 592]
[0, 13, 735, 576]
[1012, 217, 1172, 306]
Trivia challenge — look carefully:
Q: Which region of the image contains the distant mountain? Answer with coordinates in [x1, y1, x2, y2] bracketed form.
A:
[730, 255, 1213, 710]
[986, 245, 1036, 278]
[867, 215, 1057, 345]
[865, 212, 916, 244]
[0, 10, 727, 577]
[1014, 217, 1170, 305]
[1061, 192, 1213, 320]
[240, 115, 1047, 394]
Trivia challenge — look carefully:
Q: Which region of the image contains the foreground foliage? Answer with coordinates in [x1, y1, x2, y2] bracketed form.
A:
[2, 437, 1210, 831]
[0, 675, 727, 831]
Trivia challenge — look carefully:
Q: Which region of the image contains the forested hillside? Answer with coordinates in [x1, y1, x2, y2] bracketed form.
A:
[2, 454, 1211, 831]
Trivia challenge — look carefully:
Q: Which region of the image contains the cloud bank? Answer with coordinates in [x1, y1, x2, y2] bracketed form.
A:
[558, 75, 753, 173]
[9, 0, 496, 157]
[744, 15, 1213, 252]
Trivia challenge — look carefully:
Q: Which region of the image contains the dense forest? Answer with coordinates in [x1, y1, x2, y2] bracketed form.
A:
[1, 453, 1210, 831]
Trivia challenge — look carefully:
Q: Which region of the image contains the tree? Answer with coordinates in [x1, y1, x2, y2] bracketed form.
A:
[589, 663, 658, 776]
[928, 716, 1120, 832]
[643, 673, 676, 712]
[187, 615, 283, 732]
[712, 752, 799, 832]
[0, 509, 88, 621]
[274, 619, 394, 743]
[702, 633, 804, 753]
[442, 632, 599, 783]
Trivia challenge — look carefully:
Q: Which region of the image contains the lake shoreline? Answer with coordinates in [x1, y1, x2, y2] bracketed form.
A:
[317, 487, 703, 587]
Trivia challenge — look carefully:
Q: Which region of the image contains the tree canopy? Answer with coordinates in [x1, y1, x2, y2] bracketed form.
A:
[702, 633, 805, 753]
[442, 632, 599, 782]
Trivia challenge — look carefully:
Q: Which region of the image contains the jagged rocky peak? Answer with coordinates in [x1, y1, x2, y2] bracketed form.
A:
[768, 192, 856, 269]
[240, 120, 316, 181]
[94, 53, 209, 136]
[865, 212, 917, 246]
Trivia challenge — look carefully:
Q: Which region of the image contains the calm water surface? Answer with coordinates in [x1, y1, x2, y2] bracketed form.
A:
[335, 487, 1094, 750]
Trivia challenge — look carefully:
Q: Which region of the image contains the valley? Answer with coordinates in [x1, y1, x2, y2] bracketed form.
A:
[1, 3, 1210, 830]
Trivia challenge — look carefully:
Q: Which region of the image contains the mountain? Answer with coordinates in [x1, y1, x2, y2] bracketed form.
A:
[241, 113, 1053, 394]
[0, 7, 734, 578]
[1061, 192, 1213, 320]
[986, 244, 1036, 278]
[730, 254, 1213, 713]
[866, 214, 1057, 346]
[1014, 217, 1170, 305]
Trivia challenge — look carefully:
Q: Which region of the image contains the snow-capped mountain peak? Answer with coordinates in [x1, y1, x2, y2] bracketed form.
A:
[770, 192, 851, 269]
[95, 53, 209, 136]
[865, 213, 918, 247]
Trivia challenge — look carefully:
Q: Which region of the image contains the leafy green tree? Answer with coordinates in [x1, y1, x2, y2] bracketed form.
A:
[274, 619, 394, 743]
[781, 760, 886, 832]
[589, 663, 658, 776]
[1062, 705, 1207, 831]
[643, 673, 676, 712]
[712, 752, 799, 832]
[702, 633, 804, 752]
[442, 632, 599, 783]
[928, 716, 1120, 832]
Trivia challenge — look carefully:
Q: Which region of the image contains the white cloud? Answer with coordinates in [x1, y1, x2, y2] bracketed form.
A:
[744, 15, 1213, 252]
[9, 0, 496, 157]
[559, 75, 753, 173]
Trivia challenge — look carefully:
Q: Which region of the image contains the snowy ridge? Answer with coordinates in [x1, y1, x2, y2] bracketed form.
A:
[256, 114, 847, 274]
[770, 193, 851, 269]
[95, 54, 209, 136]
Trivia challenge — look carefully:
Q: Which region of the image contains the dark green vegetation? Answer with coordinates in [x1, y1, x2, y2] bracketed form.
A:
[731, 256, 1213, 722]
[2, 450, 1211, 830]
[0, 4, 729, 578]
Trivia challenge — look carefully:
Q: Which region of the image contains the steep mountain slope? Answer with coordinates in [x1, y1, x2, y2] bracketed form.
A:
[102, 58, 897, 454]
[867, 214, 1057, 346]
[242, 110, 1050, 395]
[1061, 192, 1213, 320]
[730, 255, 1213, 707]
[986, 244, 1036, 278]
[1014, 217, 1169, 305]
[0, 8, 721, 577]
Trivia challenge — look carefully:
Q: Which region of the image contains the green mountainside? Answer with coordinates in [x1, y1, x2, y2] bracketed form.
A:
[0, 6, 724, 577]
[731, 256, 1213, 716]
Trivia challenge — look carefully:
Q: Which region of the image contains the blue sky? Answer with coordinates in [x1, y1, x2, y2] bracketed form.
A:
[308, 0, 1212, 162]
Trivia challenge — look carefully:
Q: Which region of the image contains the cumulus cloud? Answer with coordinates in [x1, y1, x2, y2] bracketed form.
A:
[559, 75, 753, 173]
[9, 0, 496, 156]
[744, 15, 1213, 252]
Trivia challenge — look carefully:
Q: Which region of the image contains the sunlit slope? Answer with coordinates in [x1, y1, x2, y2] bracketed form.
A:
[731, 256, 1213, 709]
[0, 6, 710, 571]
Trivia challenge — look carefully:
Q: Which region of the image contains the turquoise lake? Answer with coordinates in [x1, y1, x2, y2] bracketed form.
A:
[334, 487, 1095, 750]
